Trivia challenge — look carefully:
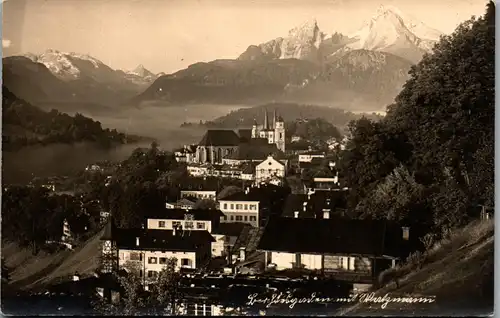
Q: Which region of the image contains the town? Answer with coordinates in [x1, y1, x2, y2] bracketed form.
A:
[3, 108, 492, 316]
[1, 1, 494, 316]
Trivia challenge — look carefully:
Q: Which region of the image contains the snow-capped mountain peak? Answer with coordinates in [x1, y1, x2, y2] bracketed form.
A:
[347, 5, 443, 62]
[127, 64, 154, 78]
[25, 49, 107, 80]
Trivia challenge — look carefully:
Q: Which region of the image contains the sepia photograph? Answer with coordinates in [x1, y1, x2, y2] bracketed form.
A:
[1, 0, 494, 316]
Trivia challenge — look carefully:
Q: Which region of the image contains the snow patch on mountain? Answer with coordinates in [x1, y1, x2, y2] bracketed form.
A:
[347, 5, 443, 60]
[26, 49, 106, 80]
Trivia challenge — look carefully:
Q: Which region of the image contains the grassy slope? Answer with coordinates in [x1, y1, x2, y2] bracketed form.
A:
[338, 220, 494, 316]
[2, 229, 103, 291]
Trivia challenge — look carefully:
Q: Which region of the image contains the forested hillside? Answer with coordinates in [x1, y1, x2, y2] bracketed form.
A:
[181, 103, 383, 130]
[2, 86, 143, 150]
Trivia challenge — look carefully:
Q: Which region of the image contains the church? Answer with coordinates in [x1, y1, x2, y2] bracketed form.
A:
[252, 110, 286, 153]
[195, 110, 286, 165]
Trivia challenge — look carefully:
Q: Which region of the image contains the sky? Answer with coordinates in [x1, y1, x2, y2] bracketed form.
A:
[2, 0, 487, 74]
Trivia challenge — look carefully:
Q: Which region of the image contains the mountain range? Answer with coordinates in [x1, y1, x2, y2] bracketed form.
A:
[3, 50, 160, 112]
[2, 5, 444, 112]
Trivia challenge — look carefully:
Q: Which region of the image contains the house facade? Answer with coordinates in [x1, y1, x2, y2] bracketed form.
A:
[101, 223, 215, 282]
[255, 156, 286, 185]
[218, 191, 260, 227]
[181, 190, 217, 201]
[145, 209, 223, 234]
[257, 217, 411, 284]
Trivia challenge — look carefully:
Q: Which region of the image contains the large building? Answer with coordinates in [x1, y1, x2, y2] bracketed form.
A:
[194, 110, 286, 165]
[251, 110, 286, 152]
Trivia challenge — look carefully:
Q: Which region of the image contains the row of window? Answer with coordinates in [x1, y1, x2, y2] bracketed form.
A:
[222, 203, 257, 210]
[148, 256, 191, 266]
[128, 252, 188, 261]
[222, 215, 257, 222]
[257, 169, 283, 174]
[158, 220, 206, 229]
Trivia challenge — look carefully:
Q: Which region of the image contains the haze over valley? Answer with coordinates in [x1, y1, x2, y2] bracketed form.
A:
[2, 0, 484, 182]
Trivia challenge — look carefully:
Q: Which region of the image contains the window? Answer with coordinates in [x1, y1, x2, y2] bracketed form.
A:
[280, 133, 283, 139]
[223, 203, 227, 209]
[230, 204, 234, 210]
[249, 204, 257, 210]
[147, 270, 158, 278]
[223, 215, 227, 221]
[130, 252, 141, 261]
[148, 257, 158, 264]
[172, 221, 181, 228]
[159, 257, 167, 265]
[244, 215, 248, 221]
[158, 221, 166, 228]
[250, 216, 257, 221]
[185, 221, 194, 229]
[236, 204, 242, 210]
[230, 215, 234, 221]
[139, 270, 143, 277]
[236, 215, 243, 221]
[181, 258, 191, 266]
[197, 222, 206, 229]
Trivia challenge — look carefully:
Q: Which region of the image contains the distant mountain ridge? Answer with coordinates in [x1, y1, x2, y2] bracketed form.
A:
[3, 50, 159, 111]
[239, 5, 442, 64]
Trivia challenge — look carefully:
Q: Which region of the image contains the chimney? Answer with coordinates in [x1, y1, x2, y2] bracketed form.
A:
[294, 211, 299, 218]
[323, 210, 330, 219]
[402, 227, 410, 240]
[303, 202, 307, 213]
[136, 237, 140, 246]
[239, 247, 246, 261]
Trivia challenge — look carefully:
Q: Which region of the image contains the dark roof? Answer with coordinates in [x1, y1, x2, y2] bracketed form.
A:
[219, 191, 261, 202]
[212, 222, 250, 236]
[282, 194, 308, 217]
[198, 130, 241, 147]
[145, 208, 224, 221]
[281, 191, 350, 218]
[224, 143, 279, 160]
[180, 178, 220, 191]
[238, 129, 252, 142]
[257, 217, 408, 257]
[114, 228, 215, 252]
[242, 163, 256, 174]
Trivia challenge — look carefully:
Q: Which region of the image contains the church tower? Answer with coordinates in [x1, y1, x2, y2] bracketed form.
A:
[251, 119, 258, 138]
[274, 112, 285, 152]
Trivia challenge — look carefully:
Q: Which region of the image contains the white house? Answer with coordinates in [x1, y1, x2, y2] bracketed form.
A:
[218, 190, 260, 227]
[102, 225, 214, 284]
[165, 198, 196, 210]
[181, 190, 217, 201]
[255, 156, 286, 186]
[145, 209, 223, 234]
[298, 152, 325, 163]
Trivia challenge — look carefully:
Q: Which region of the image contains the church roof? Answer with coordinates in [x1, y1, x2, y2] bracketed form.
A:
[198, 130, 241, 147]
[224, 143, 278, 160]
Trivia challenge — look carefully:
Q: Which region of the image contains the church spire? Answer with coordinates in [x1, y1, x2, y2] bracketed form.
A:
[264, 109, 269, 130]
[273, 109, 277, 129]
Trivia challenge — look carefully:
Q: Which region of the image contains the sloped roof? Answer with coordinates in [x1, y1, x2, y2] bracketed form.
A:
[224, 143, 279, 160]
[212, 222, 250, 236]
[114, 228, 215, 252]
[238, 129, 252, 142]
[242, 163, 256, 174]
[198, 130, 241, 147]
[257, 217, 409, 257]
[281, 191, 350, 218]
